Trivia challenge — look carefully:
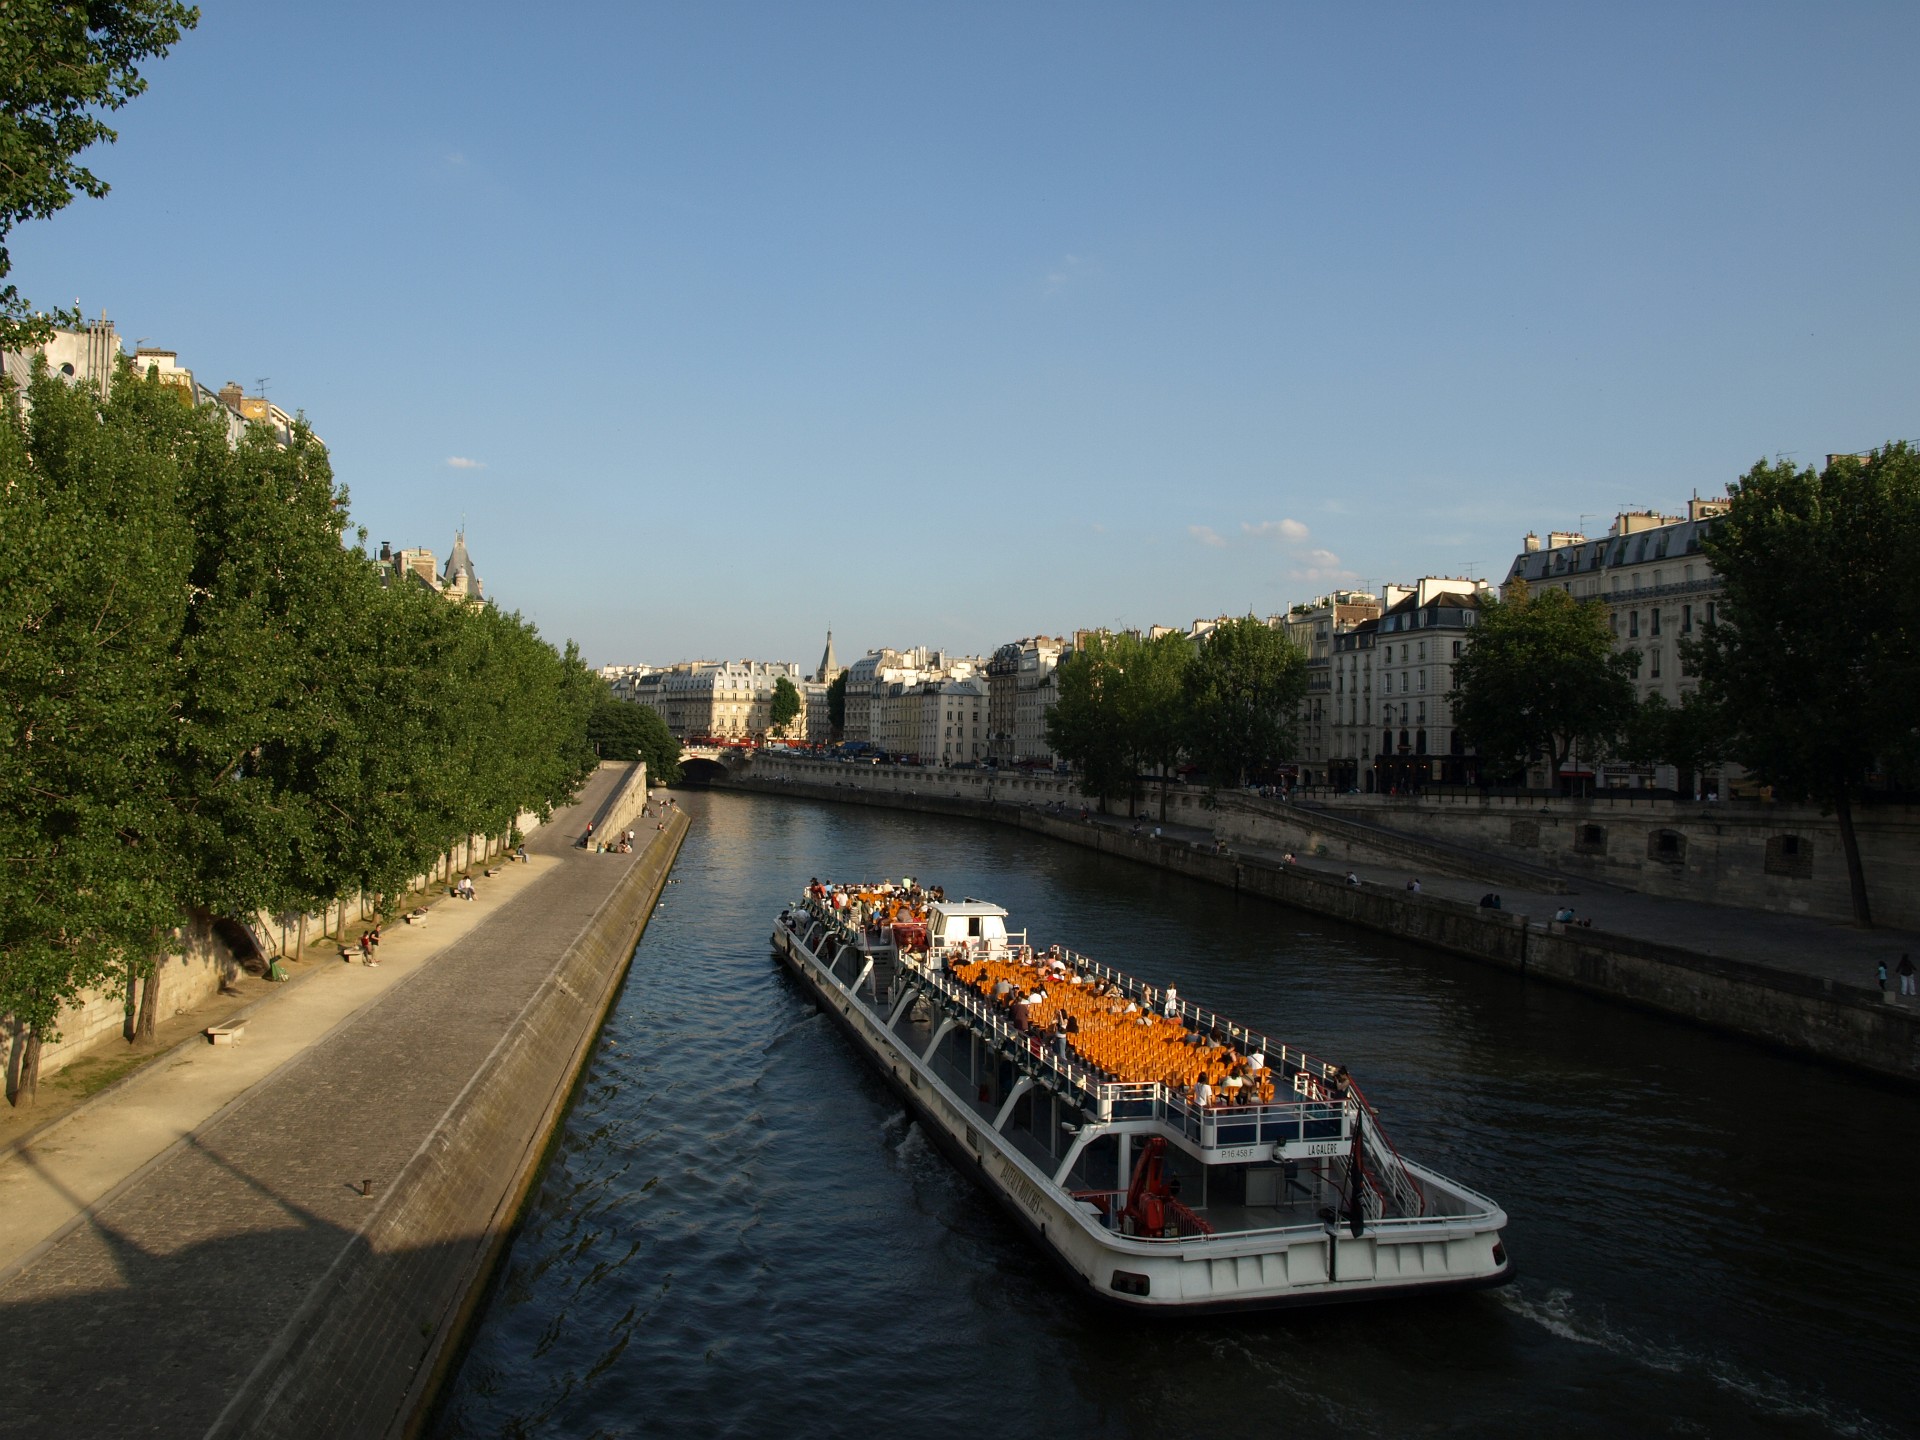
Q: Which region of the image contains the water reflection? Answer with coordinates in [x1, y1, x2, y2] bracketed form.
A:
[437, 790, 1918, 1439]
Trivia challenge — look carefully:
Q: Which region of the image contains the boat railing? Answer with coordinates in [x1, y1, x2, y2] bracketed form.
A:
[904, 950, 1114, 1103]
[1040, 947, 1347, 1090]
[802, 890, 1423, 1213]
[1066, 1198, 1492, 1247]
[903, 957, 1359, 1155]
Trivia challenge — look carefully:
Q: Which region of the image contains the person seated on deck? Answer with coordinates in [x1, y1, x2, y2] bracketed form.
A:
[1193, 1074, 1214, 1108]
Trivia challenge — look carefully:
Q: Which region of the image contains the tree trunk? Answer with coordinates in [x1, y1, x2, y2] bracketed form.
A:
[1834, 789, 1874, 928]
[123, 961, 139, 1043]
[136, 957, 162, 1044]
[15, 1029, 42, 1106]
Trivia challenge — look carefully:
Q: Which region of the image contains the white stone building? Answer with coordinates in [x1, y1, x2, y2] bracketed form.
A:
[1501, 499, 1729, 788]
[1329, 578, 1488, 792]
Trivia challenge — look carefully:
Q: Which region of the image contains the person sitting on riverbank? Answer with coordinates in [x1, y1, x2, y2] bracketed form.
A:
[1479, 893, 1502, 909]
[1345, 871, 1360, 886]
[1554, 906, 1576, 924]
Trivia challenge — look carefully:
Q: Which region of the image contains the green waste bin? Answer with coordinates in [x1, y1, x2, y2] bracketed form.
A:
[268, 959, 289, 982]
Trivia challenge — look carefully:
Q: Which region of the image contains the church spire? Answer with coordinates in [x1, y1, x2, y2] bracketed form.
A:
[815, 627, 837, 683]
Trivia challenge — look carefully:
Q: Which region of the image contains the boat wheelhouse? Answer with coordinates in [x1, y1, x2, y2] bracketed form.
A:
[772, 883, 1510, 1312]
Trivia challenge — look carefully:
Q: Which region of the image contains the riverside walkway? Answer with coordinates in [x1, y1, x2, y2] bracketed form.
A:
[0, 764, 683, 1439]
[1088, 808, 1919, 998]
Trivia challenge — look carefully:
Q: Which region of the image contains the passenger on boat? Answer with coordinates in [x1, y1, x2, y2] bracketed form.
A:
[1193, 1075, 1214, 1107]
[1162, 986, 1180, 1018]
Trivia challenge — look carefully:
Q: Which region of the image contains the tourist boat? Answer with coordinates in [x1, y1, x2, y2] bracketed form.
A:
[770, 884, 1511, 1312]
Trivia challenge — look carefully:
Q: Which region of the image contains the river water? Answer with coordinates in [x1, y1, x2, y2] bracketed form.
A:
[436, 790, 1919, 1439]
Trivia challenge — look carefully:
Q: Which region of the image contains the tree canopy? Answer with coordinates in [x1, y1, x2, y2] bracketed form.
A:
[1687, 445, 1920, 925]
[769, 675, 801, 735]
[1621, 690, 1723, 803]
[1451, 583, 1638, 786]
[1182, 616, 1306, 788]
[1045, 632, 1137, 809]
[0, 358, 598, 1099]
[825, 670, 848, 738]
[587, 686, 682, 784]
[0, 1, 199, 346]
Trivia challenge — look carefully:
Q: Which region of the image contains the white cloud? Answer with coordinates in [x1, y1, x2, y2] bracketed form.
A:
[445, 456, 485, 469]
[1241, 518, 1310, 543]
[1044, 253, 1097, 295]
[1288, 548, 1360, 584]
[1189, 524, 1228, 548]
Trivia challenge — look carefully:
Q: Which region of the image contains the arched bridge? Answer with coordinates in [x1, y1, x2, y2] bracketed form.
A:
[677, 743, 754, 784]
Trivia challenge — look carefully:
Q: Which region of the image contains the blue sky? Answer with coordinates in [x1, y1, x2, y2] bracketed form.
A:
[17, 2, 1917, 668]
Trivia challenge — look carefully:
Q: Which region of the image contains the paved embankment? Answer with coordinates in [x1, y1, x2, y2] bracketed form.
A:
[0, 766, 687, 1439]
[726, 764, 1920, 1084]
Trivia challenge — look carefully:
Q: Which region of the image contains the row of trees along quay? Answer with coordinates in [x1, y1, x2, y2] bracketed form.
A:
[1041, 447, 1919, 930]
[1045, 617, 1308, 821]
[0, 362, 604, 1104]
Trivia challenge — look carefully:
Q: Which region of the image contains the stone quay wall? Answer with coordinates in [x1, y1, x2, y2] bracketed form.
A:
[1307, 792, 1920, 930]
[210, 806, 689, 1440]
[727, 760, 1920, 1085]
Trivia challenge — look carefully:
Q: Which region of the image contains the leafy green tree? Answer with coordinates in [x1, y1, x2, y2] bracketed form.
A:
[1621, 690, 1725, 802]
[769, 674, 801, 736]
[825, 670, 848, 738]
[1182, 616, 1306, 788]
[588, 685, 681, 782]
[0, 1, 199, 346]
[1452, 583, 1638, 788]
[1687, 446, 1920, 926]
[1128, 630, 1192, 819]
[1046, 633, 1134, 810]
[0, 361, 188, 1099]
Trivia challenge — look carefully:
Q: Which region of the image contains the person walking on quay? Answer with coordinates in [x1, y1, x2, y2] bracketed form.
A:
[1900, 954, 1916, 997]
[1877, 959, 1889, 993]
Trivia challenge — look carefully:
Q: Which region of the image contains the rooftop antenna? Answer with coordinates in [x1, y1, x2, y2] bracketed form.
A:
[254, 376, 270, 400]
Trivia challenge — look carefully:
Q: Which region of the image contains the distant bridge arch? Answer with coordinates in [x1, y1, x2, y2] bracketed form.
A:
[676, 743, 751, 784]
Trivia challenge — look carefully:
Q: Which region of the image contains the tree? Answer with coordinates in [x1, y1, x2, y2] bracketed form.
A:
[1127, 631, 1192, 820]
[588, 686, 681, 783]
[1687, 445, 1920, 927]
[1621, 690, 1724, 802]
[0, 360, 188, 1099]
[825, 669, 848, 739]
[769, 675, 801, 737]
[1182, 616, 1306, 789]
[0, 1, 199, 346]
[1451, 583, 1638, 788]
[1045, 633, 1134, 810]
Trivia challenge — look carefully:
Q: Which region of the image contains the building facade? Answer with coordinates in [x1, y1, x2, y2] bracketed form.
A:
[1501, 499, 1729, 788]
[1280, 591, 1382, 786]
[1329, 578, 1488, 792]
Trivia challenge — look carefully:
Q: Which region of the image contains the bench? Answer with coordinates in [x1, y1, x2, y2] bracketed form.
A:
[205, 1021, 246, 1046]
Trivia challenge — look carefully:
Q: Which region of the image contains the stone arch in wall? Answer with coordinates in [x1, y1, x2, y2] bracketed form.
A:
[1647, 829, 1687, 865]
[1765, 833, 1813, 879]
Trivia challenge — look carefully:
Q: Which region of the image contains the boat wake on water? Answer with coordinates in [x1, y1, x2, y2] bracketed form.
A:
[1496, 1286, 1894, 1439]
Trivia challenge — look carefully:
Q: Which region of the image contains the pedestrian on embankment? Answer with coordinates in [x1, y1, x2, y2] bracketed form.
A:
[1900, 954, 1916, 997]
[1877, 960, 1890, 993]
